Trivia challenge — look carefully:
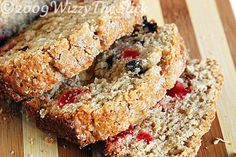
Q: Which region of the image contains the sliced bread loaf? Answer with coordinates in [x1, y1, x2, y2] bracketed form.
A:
[23, 21, 188, 148]
[0, 0, 142, 101]
[105, 59, 224, 157]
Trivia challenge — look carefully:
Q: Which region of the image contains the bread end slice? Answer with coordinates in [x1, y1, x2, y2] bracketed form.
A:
[105, 59, 224, 157]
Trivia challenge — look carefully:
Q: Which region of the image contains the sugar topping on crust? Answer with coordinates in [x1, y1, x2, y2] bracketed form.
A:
[24, 20, 188, 147]
[0, 0, 142, 101]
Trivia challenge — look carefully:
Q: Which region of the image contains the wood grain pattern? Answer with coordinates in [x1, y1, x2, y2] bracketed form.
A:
[0, 101, 23, 157]
[198, 115, 228, 157]
[186, 0, 236, 155]
[216, 0, 236, 66]
[160, 0, 201, 59]
[22, 113, 58, 157]
[58, 139, 92, 157]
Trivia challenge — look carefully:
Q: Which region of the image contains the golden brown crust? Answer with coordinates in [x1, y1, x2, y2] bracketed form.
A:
[24, 24, 189, 148]
[24, 98, 79, 144]
[0, 0, 142, 101]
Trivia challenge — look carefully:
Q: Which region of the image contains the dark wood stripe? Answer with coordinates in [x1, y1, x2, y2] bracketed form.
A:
[0, 101, 24, 157]
[197, 115, 228, 157]
[58, 138, 92, 157]
[216, 0, 236, 67]
[160, 0, 228, 156]
[160, 0, 201, 59]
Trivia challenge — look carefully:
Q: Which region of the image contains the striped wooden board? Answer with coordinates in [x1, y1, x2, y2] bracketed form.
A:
[0, 0, 235, 156]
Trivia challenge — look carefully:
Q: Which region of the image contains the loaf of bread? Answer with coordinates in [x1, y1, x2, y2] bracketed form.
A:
[24, 21, 188, 148]
[0, 0, 142, 101]
[105, 59, 224, 157]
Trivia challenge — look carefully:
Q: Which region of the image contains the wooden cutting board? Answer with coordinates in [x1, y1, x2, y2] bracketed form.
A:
[0, 0, 235, 156]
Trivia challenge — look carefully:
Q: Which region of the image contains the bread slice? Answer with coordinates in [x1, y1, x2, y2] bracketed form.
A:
[0, 0, 61, 44]
[105, 59, 224, 157]
[0, 0, 142, 101]
[23, 21, 188, 148]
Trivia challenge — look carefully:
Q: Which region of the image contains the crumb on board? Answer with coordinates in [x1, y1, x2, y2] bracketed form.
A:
[44, 136, 55, 144]
[3, 116, 7, 121]
[10, 150, 15, 155]
[0, 108, 3, 114]
[27, 154, 33, 157]
[39, 108, 47, 119]
[63, 144, 68, 149]
[213, 137, 231, 145]
[28, 137, 35, 145]
[24, 113, 30, 122]
[41, 149, 48, 153]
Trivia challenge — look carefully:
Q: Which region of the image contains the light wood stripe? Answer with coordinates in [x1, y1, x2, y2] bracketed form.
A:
[160, 0, 201, 59]
[0, 101, 24, 157]
[140, 0, 164, 24]
[160, 1, 228, 156]
[186, 0, 236, 155]
[230, 0, 236, 17]
[216, 0, 236, 66]
[22, 113, 58, 157]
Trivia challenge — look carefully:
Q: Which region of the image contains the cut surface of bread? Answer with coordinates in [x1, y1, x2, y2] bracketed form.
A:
[105, 59, 224, 157]
[23, 22, 188, 148]
[0, 0, 142, 101]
